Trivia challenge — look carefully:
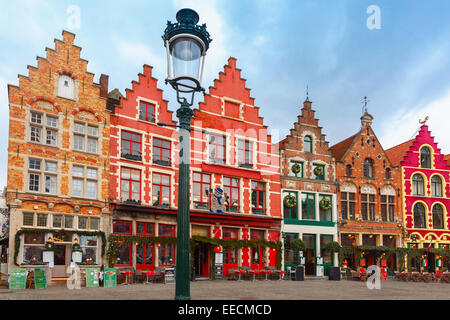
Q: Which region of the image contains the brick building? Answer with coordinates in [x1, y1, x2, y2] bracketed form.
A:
[279, 98, 338, 276]
[330, 112, 403, 270]
[107, 57, 282, 278]
[6, 31, 110, 280]
[188, 57, 282, 277]
[108, 64, 179, 271]
[386, 124, 450, 271]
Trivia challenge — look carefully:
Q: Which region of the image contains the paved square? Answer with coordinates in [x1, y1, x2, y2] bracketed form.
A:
[0, 280, 449, 300]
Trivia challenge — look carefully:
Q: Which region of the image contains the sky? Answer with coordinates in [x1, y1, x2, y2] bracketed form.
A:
[1, 0, 450, 189]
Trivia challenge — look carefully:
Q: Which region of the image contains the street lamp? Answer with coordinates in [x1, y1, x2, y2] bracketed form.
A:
[162, 8, 212, 300]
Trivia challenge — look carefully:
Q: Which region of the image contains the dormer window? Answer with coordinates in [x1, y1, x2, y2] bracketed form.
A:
[420, 147, 431, 168]
[58, 75, 75, 99]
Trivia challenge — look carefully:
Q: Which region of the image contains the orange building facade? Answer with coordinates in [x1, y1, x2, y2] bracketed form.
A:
[6, 31, 110, 280]
[330, 112, 403, 270]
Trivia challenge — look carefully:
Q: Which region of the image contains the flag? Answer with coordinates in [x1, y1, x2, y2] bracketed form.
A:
[427, 238, 433, 251]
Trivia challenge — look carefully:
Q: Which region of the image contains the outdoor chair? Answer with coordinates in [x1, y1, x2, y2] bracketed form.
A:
[153, 267, 165, 283]
[240, 267, 251, 280]
[226, 269, 237, 280]
[265, 267, 277, 280]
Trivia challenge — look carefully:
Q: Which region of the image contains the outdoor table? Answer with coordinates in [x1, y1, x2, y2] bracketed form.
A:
[237, 269, 246, 281]
[141, 270, 154, 284]
[276, 270, 286, 280]
[248, 269, 259, 281]
[257, 269, 268, 281]
[120, 270, 134, 285]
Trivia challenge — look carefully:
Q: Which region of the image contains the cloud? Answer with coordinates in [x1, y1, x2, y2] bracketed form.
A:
[379, 89, 450, 154]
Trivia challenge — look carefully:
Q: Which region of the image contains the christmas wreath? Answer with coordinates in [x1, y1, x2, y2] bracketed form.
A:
[291, 163, 301, 174]
[284, 195, 297, 208]
[314, 166, 324, 177]
[43, 241, 54, 251]
[319, 198, 332, 211]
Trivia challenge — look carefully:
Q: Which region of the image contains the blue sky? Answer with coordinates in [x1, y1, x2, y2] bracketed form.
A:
[1, 0, 450, 189]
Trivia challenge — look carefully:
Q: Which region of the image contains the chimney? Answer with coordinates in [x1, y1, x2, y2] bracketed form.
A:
[361, 112, 374, 127]
[99, 74, 109, 98]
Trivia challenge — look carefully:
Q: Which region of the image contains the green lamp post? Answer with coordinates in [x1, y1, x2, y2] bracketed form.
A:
[161, 8, 212, 300]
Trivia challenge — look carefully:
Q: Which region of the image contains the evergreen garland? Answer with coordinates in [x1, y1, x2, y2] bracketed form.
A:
[14, 228, 106, 266]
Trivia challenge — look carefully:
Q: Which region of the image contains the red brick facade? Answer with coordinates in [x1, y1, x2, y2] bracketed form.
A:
[330, 112, 403, 268]
[6, 31, 110, 278]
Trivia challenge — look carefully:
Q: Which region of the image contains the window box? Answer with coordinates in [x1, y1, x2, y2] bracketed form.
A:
[121, 152, 142, 161]
[238, 163, 253, 169]
[125, 199, 141, 206]
[153, 159, 170, 167]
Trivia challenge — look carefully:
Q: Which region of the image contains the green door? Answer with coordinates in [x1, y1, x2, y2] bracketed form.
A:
[303, 234, 316, 275]
[320, 235, 334, 276]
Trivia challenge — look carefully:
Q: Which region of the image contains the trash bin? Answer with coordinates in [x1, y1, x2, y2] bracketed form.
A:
[294, 266, 304, 281]
[328, 267, 341, 280]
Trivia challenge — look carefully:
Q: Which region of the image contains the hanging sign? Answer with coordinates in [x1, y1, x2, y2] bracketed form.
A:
[103, 268, 117, 288]
[85, 268, 100, 288]
[164, 267, 175, 284]
[34, 268, 47, 289]
[9, 268, 27, 290]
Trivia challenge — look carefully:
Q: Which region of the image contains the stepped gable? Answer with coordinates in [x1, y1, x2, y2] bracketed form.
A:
[396, 125, 450, 169]
[195, 57, 266, 129]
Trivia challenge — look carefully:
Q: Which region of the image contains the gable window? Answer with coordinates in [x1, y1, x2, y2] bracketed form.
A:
[413, 203, 426, 228]
[72, 166, 98, 199]
[209, 134, 226, 164]
[431, 176, 443, 197]
[302, 193, 315, 220]
[385, 168, 391, 180]
[58, 75, 75, 99]
[73, 121, 98, 154]
[289, 161, 303, 178]
[193, 173, 211, 210]
[120, 168, 141, 202]
[363, 158, 374, 178]
[238, 139, 253, 168]
[139, 101, 155, 123]
[251, 181, 266, 215]
[121, 131, 141, 161]
[152, 173, 170, 207]
[304, 135, 312, 153]
[153, 138, 171, 166]
[28, 159, 57, 194]
[341, 192, 355, 220]
[361, 194, 375, 221]
[420, 147, 431, 168]
[346, 165, 352, 177]
[432, 204, 444, 229]
[381, 195, 395, 222]
[30, 112, 58, 147]
[313, 164, 325, 180]
[412, 174, 425, 196]
[223, 177, 239, 213]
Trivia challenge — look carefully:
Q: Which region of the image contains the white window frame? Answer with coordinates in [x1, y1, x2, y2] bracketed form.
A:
[28, 158, 58, 194]
[29, 111, 59, 147]
[73, 121, 99, 154]
[57, 75, 75, 100]
[71, 165, 98, 199]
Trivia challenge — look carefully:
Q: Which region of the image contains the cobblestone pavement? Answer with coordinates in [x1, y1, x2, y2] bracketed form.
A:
[0, 279, 449, 300]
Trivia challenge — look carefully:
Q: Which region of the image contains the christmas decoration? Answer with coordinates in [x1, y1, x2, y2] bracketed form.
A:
[319, 197, 332, 211]
[291, 163, 301, 174]
[313, 166, 324, 177]
[284, 195, 297, 208]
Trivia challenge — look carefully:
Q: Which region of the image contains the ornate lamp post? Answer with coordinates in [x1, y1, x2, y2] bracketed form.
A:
[161, 8, 212, 300]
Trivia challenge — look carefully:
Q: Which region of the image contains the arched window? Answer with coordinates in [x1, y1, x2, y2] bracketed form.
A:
[385, 168, 391, 180]
[412, 174, 425, 196]
[431, 175, 443, 197]
[413, 203, 426, 228]
[346, 165, 352, 177]
[304, 136, 312, 153]
[432, 204, 444, 229]
[420, 147, 431, 168]
[363, 158, 374, 178]
[58, 75, 75, 99]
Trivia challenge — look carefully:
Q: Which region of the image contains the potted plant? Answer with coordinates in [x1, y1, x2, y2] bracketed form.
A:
[325, 241, 341, 280]
[289, 239, 306, 281]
